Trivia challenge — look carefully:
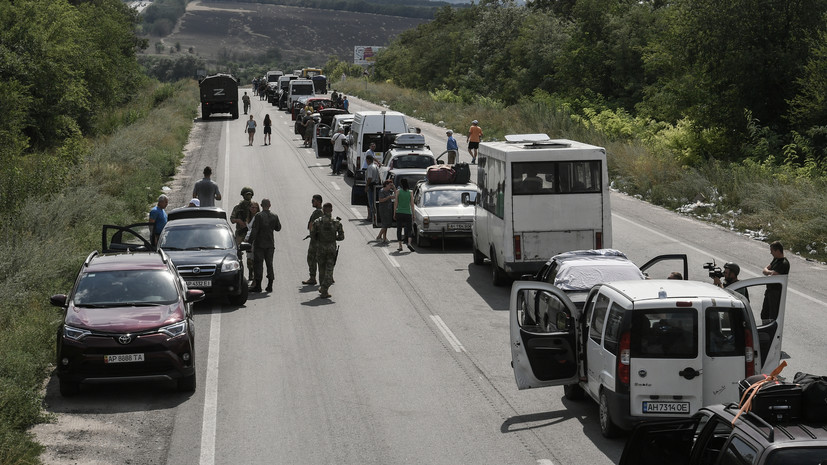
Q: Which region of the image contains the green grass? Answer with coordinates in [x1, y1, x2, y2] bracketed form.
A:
[337, 78, 827, 263]
[0, 79, 199, 465]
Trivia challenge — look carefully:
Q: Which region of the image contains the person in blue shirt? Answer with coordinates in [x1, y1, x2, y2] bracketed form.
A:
[342, 96, 349, 112]
[148, 194, 168, 247]
[446, 130, 458, 164]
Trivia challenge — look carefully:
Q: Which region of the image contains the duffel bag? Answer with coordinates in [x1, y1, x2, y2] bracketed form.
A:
[454, 162, 471, 184]
[426, 165, 456, 184]
[794, 371, 827, 422]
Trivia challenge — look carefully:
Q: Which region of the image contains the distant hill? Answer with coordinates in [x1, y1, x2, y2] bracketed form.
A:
[155, 1, 429, 64]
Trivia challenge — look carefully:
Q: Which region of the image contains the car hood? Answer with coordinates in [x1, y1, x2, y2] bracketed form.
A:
[418, 205, 474, 220]
[163, 249, 238, 266]
[66, 303, 185, 333]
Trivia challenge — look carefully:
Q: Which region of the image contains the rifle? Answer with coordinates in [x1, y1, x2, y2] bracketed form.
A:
[333, 246, 340, 266]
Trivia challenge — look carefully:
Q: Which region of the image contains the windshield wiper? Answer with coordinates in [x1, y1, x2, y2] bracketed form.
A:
[161, 246, 183, 251]
[120, 302, 164, 307]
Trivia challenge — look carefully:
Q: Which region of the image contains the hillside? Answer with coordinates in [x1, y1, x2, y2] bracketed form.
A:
[154, 0, 428, 64]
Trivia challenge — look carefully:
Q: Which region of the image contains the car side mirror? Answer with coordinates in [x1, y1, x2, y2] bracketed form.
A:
[461, 192, 475, 206]
[50, 294, 67, 307]
[519, 274, 535, 281]
[185, 289, 206, 303]
[239, 242, 253, 252]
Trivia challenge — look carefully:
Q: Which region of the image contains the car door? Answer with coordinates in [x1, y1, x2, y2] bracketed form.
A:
[639, 254, 689, 280]
[727, 275, 788, 373]
[618, 416, 700, 465]
[510, 281, 579, 389]
[102, 224, 153, 252]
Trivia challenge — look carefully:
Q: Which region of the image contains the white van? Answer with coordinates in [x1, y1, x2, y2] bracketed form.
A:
[276, 74, 297, 109]
[287, 79, 315, 111]
[346, 111, 409, 195]
[472, 135, 612, 285]
[510, 276, 788, 437]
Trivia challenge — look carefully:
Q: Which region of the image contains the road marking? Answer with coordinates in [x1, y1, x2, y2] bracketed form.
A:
[350, 207, 363, 218]
[615, 213, 827, 309]
[222, 120, 230, 209]
[330, 182, 340, 191]
[199, 309, 221, 465]
[430, 315, 466, 352]
[383, 247, 400, 268]
[537, 460, 556, 465]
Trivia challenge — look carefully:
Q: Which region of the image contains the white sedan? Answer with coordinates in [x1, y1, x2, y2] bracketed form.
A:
[412, 181, 479, 248]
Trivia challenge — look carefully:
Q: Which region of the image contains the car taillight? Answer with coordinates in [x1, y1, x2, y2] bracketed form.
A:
[596, 231, 603, 249]
[744, 327, 755, 377]
[514, 235, 522, 260]
[356, 156, 361, 168]
[618, 331, 631, 386]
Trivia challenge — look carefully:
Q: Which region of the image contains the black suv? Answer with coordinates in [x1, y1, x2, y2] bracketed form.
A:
[620, 402, 827, 464]
[51, 245, 205, 396]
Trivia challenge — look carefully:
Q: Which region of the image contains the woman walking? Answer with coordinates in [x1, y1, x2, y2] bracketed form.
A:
[393, 178, 415, 252]
[245, 115, 257, 146]
[263, 114, 272, 145]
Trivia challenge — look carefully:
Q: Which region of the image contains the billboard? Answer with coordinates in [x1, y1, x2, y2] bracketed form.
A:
[354, 46, 383, 65]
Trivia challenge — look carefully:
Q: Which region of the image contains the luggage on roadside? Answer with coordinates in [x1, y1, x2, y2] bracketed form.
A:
[793, 372, 827, 422]
[738, 374, 803, 423]
[454, 162, 471, 184]
[427, 165, 456, 184]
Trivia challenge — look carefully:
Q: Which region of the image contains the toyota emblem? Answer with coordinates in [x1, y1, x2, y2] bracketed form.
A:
[193, 267, 201, 274]
[118, 334, 132, 345]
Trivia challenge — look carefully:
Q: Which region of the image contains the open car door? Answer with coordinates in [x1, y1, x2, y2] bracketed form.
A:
[727, 275, 788, 373]
[101, 223, 153, 253]
[639, 254, 689, 280]
[510, 281, 579, 389]
[618, 417, 698, 465]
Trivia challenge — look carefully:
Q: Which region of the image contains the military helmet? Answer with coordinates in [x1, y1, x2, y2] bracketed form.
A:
[723, 262, 740, 276]
[241, 187, 254, 197]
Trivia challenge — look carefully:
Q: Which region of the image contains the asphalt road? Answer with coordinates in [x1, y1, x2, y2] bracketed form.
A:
[34, 92, 827, 465]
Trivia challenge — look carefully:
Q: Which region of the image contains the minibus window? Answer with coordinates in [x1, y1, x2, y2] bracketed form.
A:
[630, 309, 698, 358]
[706, 308, 746, 357]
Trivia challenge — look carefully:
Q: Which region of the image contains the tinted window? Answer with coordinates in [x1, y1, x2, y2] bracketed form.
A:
[589, 294, 610, 343]
[765, 447, 827, 465]
[630, 309, 698, 358]
[161, 225, 235, 250]
[74, 269, 179, 305]
[719, 436, 758, 465]
[706, 308, 746, 357]
[603, 304, 624, 354]
[511, 160, 602, 195]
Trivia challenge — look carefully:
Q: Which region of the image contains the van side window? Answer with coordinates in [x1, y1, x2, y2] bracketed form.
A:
[481, 157, 505, 219]
[512, 161, 602, 195]
[706, 308, 746, 357]
[589, 294, 610, 344]
[603, 304, 624, 354]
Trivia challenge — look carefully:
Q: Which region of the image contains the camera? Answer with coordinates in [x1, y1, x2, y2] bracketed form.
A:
[703, 262, 724, 279]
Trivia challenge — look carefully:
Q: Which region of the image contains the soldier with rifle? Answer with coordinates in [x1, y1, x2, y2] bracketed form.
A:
[310, 202, 344, 299]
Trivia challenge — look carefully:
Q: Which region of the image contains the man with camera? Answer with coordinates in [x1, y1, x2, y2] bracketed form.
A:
[709, 262, 748, 299]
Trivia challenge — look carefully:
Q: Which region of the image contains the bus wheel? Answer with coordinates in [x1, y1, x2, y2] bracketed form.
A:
[490, 248, 507, 286]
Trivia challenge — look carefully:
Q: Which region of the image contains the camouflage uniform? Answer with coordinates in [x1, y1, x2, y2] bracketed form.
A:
[310, 213, 344, 297]
[249, 209, 282, 292]
[306, 207, 324, 282]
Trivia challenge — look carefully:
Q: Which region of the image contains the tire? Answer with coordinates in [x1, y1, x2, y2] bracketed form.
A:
[177, 373, 196, 392]
[231, 110, 239, 120]
[415, 226, 424, 247]
[59, 378, 80, 397]
[491, 248, 507, 286]
[201, 105, 210, 120]
[599, 390, 621, 438]
[564, 384, 585, 401]
[227, 278, 248, 306]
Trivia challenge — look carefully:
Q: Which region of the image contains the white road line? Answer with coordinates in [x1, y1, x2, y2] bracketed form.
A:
[222, 120, 230, 210]
[330, 182, 340, 191]
[350, 207, 363, 218]
[430, 315, 466, 353]
[384, 247, 401, 268]
[614, 213, 827, 308]
[199, 309, 221, 465]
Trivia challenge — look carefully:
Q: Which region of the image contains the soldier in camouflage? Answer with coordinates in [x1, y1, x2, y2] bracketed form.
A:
[310, 202, 344, 299]
[302, 194, 324, 285]
[231, 187, 255, 260]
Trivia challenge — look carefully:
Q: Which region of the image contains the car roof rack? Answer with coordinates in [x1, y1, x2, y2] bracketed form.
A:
[724, 402, 775, 442]
[83, 251, 99, 268]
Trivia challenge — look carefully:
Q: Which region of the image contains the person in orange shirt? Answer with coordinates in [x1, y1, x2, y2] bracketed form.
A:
[467, 120, 483, 164]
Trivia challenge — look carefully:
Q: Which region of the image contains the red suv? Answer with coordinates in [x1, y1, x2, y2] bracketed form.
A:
[50, 247, 204, 396]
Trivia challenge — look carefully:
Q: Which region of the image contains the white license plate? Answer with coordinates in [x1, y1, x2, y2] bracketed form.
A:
[104, 353, 145, 364]
[642, 401, 690, 414]
[448, 223, 471, 230]
[186, 279, 212, 288]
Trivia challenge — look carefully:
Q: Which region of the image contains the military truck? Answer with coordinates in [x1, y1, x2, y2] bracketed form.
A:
[199, 74, 239, 120]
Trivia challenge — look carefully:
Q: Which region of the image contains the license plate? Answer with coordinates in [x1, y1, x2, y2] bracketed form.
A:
[642, 401, 690, 414]
[448, 223, 471, 230]
[186, 279, 212, 288]
[104, 353, 145, 364]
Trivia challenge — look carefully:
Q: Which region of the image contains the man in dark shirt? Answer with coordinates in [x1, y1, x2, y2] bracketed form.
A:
[248, 198, 282, 293]
[761, 241, 790, 321]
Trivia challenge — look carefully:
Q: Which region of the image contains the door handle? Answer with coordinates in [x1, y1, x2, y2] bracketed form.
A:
[679, 367, 701, 380]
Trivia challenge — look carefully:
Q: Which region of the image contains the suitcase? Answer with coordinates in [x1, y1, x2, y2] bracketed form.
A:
[426, 165, 456, 184]
[738, 374, 802, 423]
[454, 162, 471, 184]
[794, 372, 827, 422]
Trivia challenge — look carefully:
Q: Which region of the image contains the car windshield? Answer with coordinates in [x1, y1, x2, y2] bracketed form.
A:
[74, 270, 178, 306]
[160, 225, 235, 250]
[394, 155, 435, 169]
[423, 190, 476, 207]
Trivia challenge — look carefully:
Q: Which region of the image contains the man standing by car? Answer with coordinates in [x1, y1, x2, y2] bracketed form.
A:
[761, 241, 790, 321]
[231, 187, 255, 253]
[192, 166, 222, 207]
[148, 194, 168, 247]
[331, 127, 347, 175]
[249, 198, 282, 293]
[303, 195, 324, 286]
[364, 153, 380, 221]
[310, 202, 344, 299]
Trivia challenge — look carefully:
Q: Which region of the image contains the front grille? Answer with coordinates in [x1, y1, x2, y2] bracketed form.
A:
[176, 265, 217, 278]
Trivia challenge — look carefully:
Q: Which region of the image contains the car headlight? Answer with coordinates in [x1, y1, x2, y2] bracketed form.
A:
[159, 321, 187, 338]
[423, 216, 430, 229]
[64, 325, 91, 341]
[221, 259, 241, 273]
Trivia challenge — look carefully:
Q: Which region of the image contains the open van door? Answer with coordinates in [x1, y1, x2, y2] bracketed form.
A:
[726, 275, 788, 373]
[510, 281, 579, 389]
[639, 254, 689, 280]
